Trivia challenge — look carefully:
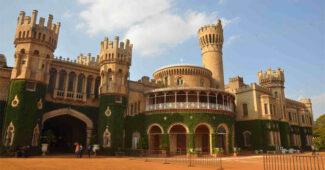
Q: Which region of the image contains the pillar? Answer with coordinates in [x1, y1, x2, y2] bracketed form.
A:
[207, 92, 210, 109]
[197, 91, 200, 108]
[164, 92, 167, 109]
[186, 91, 188, 108]
[82, 74, 87, 101]
[63, 71, 70, 99]
[174, 92, 177, 109]
[154, 94, 157, 110]
[73, 73, 79, 100]
[91, 76, 96, 99]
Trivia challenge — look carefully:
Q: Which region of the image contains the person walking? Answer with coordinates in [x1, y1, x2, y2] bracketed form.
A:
[79, 144, 83, 158]
[88, 144, 92, 158]
[75, 143, 80, 158]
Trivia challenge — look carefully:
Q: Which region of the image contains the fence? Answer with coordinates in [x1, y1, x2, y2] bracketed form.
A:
[119, 149, 222, 169]
[263, 153, 324, 170]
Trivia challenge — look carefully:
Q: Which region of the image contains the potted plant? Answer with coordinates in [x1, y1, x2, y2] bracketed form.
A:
[233, 147, 240, 157]
[90, 135, 99, 156]
[40, 130, 56, 156]
[159, 144, 168, 156]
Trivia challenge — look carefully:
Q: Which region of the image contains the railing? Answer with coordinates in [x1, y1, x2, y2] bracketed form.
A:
[263, 153, 324, 170]
[119, 149, 222, 169]
[146, 102, 232, 112]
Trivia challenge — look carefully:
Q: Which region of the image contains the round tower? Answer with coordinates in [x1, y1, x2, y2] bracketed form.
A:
[97, 36, 133, 152]
[198, 19, 224, 89]
[2, 10, 60, 149]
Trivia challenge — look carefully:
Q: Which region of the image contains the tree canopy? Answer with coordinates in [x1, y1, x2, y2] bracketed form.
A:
[313, 114, 325, 148]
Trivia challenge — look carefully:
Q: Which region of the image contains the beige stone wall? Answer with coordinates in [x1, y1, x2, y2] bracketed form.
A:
[0, 67, 12, 101]
[153, 65, 212, 88]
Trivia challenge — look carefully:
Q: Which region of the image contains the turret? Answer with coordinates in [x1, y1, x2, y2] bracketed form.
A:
[198, 19, 224, 89]
[11, 10, 61, 83]
[99, 36, 133, 96]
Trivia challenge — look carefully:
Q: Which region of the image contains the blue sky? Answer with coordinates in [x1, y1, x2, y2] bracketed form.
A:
[0, 0, 324, 119]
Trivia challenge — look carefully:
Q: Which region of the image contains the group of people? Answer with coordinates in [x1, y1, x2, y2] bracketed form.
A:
[74, 143, 93, 158]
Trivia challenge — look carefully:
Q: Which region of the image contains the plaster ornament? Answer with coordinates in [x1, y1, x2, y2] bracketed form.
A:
[11, 95, 19, 107]
[37, 98, 43, 110]
[105, 106, 112, 117]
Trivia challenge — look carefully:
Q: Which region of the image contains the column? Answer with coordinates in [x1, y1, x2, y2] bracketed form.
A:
[64, 71, 70, 99]
[174, 92, 177, 109]
[91, 76, 96, 99]
[207, 92, 210, 109]
[164, 92, 167, 109]
[73, 73, 79, 100]
[154, 94, 157, 110]
[86, 128, 93, 146]
[82, 74, 87, 102]
[146, 95, 149, 111]
[186, 91, 188, 108]
[222, 95, 224, 110]
[215, 93, 218, 109]
[54, 69, 60, 98]
[197, 91, 200, 108]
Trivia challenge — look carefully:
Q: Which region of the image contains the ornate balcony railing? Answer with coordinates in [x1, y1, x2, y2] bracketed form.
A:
[145, 102, 232, 112]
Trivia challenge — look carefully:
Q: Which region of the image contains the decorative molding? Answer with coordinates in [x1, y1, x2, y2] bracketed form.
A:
[11, 95, 19, 107]
[37, 98, 43, 110]
[105, 106, 111, 117]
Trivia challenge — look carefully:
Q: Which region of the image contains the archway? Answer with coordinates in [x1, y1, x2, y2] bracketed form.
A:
[195, 124, 212, 153]
[42, 108, 94, 153]
[216, 124, 228, 153]
[148, 124, 163, 150]
[168, 123, 188, 153]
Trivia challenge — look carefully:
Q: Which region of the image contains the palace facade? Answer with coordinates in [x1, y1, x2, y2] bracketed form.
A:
[0, 10, 314, 154]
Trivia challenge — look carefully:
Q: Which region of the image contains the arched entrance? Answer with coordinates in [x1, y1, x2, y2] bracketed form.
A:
[216, 124, 228, 153]
[148, 124, 163, 150]
[168, 123, 188, 153]
[195, 123, 212, 153]
[42, 108, 94, 153]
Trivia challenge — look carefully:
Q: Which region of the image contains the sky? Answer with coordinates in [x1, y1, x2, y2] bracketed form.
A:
[0, 0, 324, 119]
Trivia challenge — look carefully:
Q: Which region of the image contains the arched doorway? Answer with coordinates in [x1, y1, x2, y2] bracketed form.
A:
[195, 124, 211, 153]
[148, 124, 163, 150]
[42, 108, 94, 153]
[42, 115, 86, 153]
[216, 124, 228, 153]
[168, 123, 188, 153]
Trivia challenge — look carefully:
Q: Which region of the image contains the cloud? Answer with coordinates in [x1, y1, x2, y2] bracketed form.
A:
[62, 11, 73, 19]
[218, 0, 228, 5]
[77, 0, 238, 57]
[310, 92, 325, 119]
[221, 17, 240, 27]
[224, 35, 239, 46]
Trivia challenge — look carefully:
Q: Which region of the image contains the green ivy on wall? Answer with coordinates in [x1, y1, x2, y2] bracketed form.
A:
[1, 80, 46, 152]
[125, 112, 235, 153]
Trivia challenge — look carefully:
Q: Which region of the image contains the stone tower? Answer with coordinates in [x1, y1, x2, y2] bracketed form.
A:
[98, 36, 133, 152]
[2, 10, 60, 149]
[258, 68, 286, 120]
[198, 19, 224, 89]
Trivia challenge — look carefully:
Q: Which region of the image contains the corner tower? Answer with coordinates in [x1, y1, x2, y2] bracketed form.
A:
[198, 19, 224, 89]
[258, 68, 286, 119]
[98, 36, 133, 153]
[2, 10, 60, 149]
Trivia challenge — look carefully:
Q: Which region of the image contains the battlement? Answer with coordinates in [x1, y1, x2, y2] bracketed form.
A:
[99, 36, 133, 66]
[53, 53, 99, 68]
[198, 19, 223, 50]
[14, 10, 61, 51]
[258, 68, 285, 87]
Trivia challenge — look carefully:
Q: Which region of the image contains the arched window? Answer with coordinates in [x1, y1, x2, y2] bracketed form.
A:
[20, 49, 25, 54]
[164, 76, 168, 87]
[200, 79, 204, 87]
[177, 77, 183, 86]
[243, 103, 248, 116]
[103, 126, 111, 148]
[274, 91, 278, 98]
[31, 124, 40, 146]
[132, 132, 140, 150]
[4, 122, 15, 146]
[243, 131, 251, 147]
[34, 50, 39, 55]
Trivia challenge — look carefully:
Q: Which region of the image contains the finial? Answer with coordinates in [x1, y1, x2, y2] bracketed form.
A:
[217, 19, 221, 25]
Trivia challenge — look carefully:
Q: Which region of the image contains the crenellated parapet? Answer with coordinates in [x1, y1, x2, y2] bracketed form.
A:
[14, 10, 60, 52]
[258, 68, 285, 88]
[99, 36, 133, 66]
[198, 19, 223, 52]
[99, 36, 133, 96]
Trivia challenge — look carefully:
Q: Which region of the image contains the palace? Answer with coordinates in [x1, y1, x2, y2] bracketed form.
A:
[0, 10, 313, 155]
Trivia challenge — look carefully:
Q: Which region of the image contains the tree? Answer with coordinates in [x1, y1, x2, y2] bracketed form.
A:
[313, 114, 325, 148]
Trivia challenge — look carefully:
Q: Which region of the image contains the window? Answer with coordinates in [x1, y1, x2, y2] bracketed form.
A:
[177, 77, 183, 86]
[134, 103, 137, 114]
[243, 103, 248, 117]
[273, 105, 276, 115]
[288, 112, 292, 121]
[115, 96, 122, 103]
[243, 131, 251, 147]
[138, 102, 140, 112]
[274, 91, 278, 98]
[21, 60, 26, 65]
[164, 76, 168, 87]
[270, 104, 273, 115]
[200, 79, 204, 87]
[302, 115, 305, 123]
[34, 50, 39, 55]
[26, 82, 36, 91]
[264, 104, 268, 114]
[131, 104, 133, 115]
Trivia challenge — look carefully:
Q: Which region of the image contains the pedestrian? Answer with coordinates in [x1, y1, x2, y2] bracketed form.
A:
[79, 144, 83, 158]
[88, 144, 92, 158]
[75, 143, 80, 158]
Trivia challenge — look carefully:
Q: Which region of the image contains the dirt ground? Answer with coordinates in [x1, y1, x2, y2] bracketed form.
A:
[0, 152, 321, 170]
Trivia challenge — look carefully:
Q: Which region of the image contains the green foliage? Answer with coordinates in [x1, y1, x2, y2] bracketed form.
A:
[1, 80, 46, 150]
[0, 101, 7, 141]
[137, 137, 148, 149]
[159, 143, 168, 150]
[313, 114, 325, 147]
[279, 121, 290, 148]
[98, 95, 127, 153]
